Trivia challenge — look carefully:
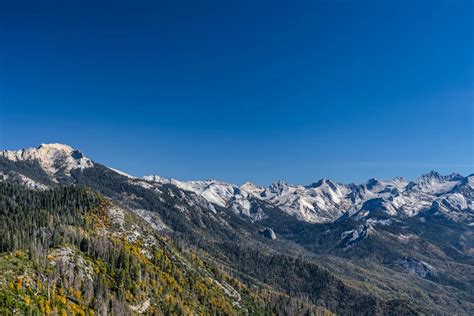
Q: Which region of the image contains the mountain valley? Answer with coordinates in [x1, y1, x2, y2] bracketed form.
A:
[0, 143, 473, 315]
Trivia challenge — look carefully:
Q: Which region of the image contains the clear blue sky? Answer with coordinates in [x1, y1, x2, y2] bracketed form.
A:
[0, 0, 473, 185]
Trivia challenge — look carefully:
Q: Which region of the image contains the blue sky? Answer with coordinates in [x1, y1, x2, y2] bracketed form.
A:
[1, 0, 473, 185]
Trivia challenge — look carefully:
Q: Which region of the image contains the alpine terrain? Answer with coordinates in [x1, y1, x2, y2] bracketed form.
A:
[0, 144, 473, 315]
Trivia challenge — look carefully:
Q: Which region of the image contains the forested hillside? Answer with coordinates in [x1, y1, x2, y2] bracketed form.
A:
[1, 144, 473, 315]
[0, 183, 333, 315]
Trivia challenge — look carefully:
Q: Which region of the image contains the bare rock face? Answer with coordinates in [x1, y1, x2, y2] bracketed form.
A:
[397, 256, 437, 278]
[1, 143, 93, 178]
[259, 227, 276, 240]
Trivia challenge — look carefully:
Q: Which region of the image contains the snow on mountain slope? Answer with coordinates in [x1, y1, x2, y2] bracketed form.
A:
[0, 143, 93, 178]
[144, 176, 235, 207]
[143, 171, 472, 224]
[1, 144, 471, 224]
[406, 171, 463, 194]
[240, 181, 265, 196]
[142, 175, 267, 220]
[0, 170, 50, 190]
[108, 167, 137, 179]
[377, 172, 471, 217]
[255, 180, 352, 222]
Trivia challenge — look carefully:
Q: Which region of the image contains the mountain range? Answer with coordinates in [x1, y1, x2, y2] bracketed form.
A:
[1, 143, 473, 315]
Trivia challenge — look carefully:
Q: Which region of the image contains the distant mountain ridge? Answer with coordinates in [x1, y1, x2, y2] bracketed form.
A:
[2, 143, 473, 225]
[145, 171, 473, 225]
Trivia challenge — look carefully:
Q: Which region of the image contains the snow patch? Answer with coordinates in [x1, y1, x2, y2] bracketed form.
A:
[133, 209, 169, 231]
[109, 167, 136, 179]
[0, 171, 49, 190]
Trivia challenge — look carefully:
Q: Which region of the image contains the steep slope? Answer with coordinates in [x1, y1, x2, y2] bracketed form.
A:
[0, 182, 332, 315]
[1, 144, 93, 179]
[143, 176, 269, 221]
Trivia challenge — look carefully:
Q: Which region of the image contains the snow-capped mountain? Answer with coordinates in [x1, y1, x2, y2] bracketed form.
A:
[1, 143, 93, 178]
[142, 176, 268, 221]
[1, 143, 472, 225]
[143, 171, 473, 224]
[258, 179, 353, 222]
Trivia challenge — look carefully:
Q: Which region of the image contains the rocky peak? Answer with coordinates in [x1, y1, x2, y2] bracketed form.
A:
[240, 182, 265, 196]
[1, 143, 93, 176]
